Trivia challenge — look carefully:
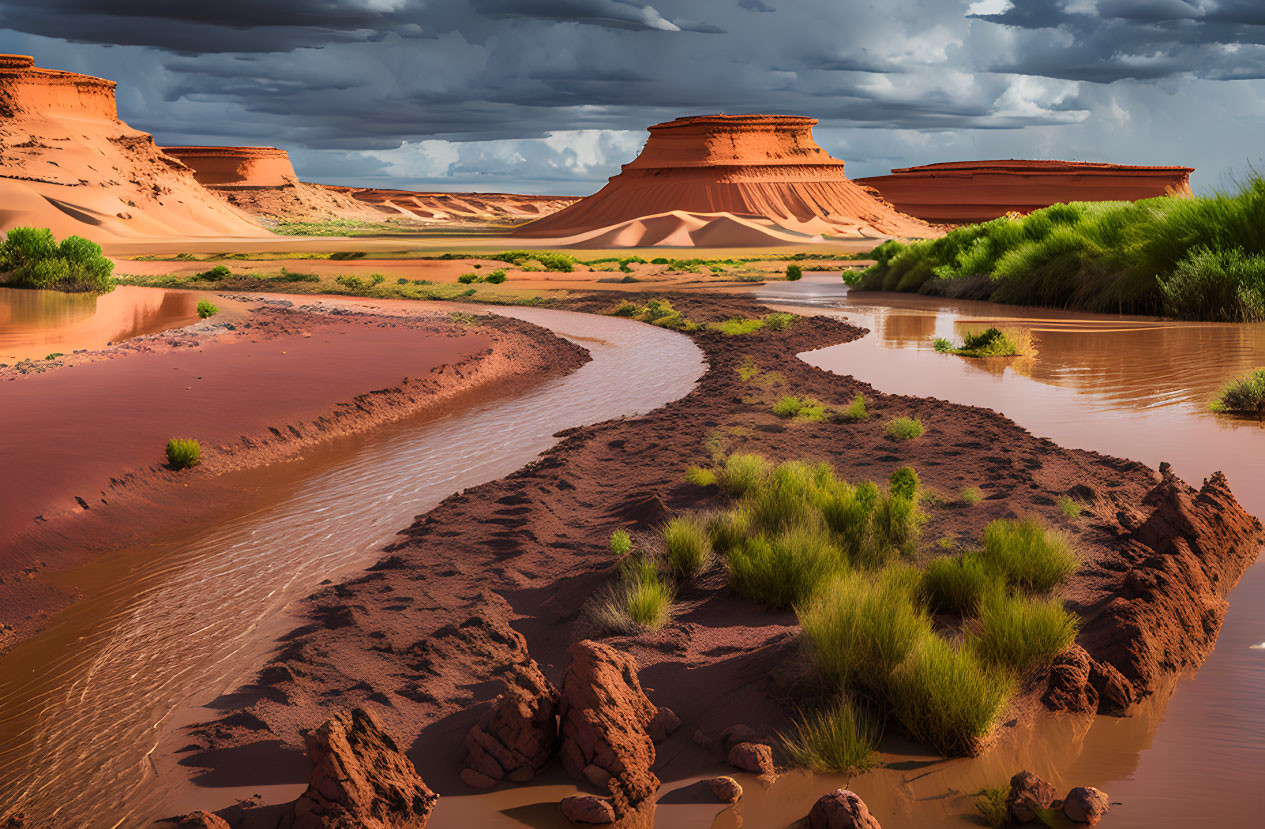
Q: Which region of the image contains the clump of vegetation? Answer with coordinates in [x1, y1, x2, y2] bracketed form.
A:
[786, 263, 803, 281]
[853, 176, 1265, 321]
[273, 218, 407, 236]
[933, 327, 1036, 359]
[335, 273, 385, 291]
[971, 588, 1079, 673]
[973, 786, 1010, 829]
[488, 250, 575, 272]
[980, 518, 1078, 593]
[0, 227, 115, 292]
[886, 416, 924, 440]
[165, 438, 201, 469]
[277, 267, 321, 283]
[609, 529, 632, 557]
[684, 465, 717, 487]
[194, 264, 231, 281]
[663, 515, 714, 580]
[772, 395, 829, 421]
[196, 299, 218, 319]
[485, 269, 507, 284]
[921, 552, 993, 615]
[961, 486, 983, 504]
[708, 311, 798, 335]
[595, 556, 674, 632]
[329, 250, 366, 260]
[717, 452, 772, 497]
[457, 272, 480, 284]
[1210, 367, 1265, 416]
[1058, 496, 1082, 519]
[838, 394, 870, 423]
[781, 697, 879, 774]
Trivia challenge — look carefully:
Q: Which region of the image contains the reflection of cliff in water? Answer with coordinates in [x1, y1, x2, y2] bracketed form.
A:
[0, 286, 197, 360]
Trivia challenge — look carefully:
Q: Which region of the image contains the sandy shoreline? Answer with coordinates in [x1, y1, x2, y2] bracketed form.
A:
[0, 297, 590, 653]
[172, 292, 1263, 827]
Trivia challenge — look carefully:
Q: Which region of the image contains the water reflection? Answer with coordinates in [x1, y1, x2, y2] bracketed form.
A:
[0, 286, 198, 361]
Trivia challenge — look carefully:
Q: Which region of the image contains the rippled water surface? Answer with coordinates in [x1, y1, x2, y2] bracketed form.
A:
[0, 285, 198, 361]
[0, 301, 704, 827]
[750, 276, 1265, 828]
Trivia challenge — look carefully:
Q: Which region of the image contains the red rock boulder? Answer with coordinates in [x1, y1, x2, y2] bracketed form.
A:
[1006, 771, 1055, 824]
[175, 813, 230, 829]
[461, 660, 559, 788]
[1064, 786, 1110, 825]
[290, 707, 437, 829]
[558, 640, 660, 816]
[727, 741, 775, 776]
[807, 789, 881, 829]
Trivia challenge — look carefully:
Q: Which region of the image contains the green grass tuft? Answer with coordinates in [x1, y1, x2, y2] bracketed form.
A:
[684, 465, 718, 487]
[718, 453, 772, 497]
[838, 394, 870, 423]
[728, 523, 846, 609]
[165, 438, 201, 469]
[595, 560, 674, 632]
[971, 589, 1080, 673]
[1058, 496, 1082, 519]
[609, 529, 632, 557]
[920, 552, 993, 615]
[980, 518, 1078, 593]
[1210, 367, 1265, 415]
[196, 299, 218, 319]
[886, 416, 924, 440]
[663, 515, 714, 580]
[781, 697, 880, 775]
[973, 786, 1010, 829]
[961, 486, 983, 505]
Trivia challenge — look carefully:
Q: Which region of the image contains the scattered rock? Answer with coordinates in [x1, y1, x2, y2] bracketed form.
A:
[1088, 661, 1136, 714]
[719, 724, 758, 752]
[290, 707, 437, 829]
[648, 707, 681, 742]
[176, 813, 230, 829]
[1063, 786, 1110, 825]
[558, 640, 659, 816]
[461, 660, 559, 787]
[1006, 771, 1056, 824]
[1043, 646, 1098, 713]
[727, 741, 774, 775]
[707, 776, 743, 803]
[560, 795, 617, 825]
[807, 789, 881, 829]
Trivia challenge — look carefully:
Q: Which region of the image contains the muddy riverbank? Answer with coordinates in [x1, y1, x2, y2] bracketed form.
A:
[170, 292, 1262, 828]
[0, 297, 589, 652]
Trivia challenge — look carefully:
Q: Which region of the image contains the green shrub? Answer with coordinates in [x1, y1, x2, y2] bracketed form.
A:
[764, 312, 797, 331]
[336, 274, 364, 290]
[980, 518, 1078, 593]
[329, 250, 366, 260]
[196, 264, 231, 281]
[961, 487, 983, 505]
[838, 394, 869, 422]
[933, 337, 953, 352]
[279, 267, 319, 282]
[489, 250, 575, 272]
[891, 634, 1012, 756]
[711, 317, 766, 336]
[772, 395, 803, 417]
[457, 272, 480, 284]
[718, 453, 772, 497]
[781, 697, 879, 774]
[196, 299, 218, 319]
[0, 227, 115, 292]
[609, 529, 632, 557]
[886, 416, 924, 440]
[786, 263, 803, 281]
[798, 569, 930, 690]
[707, 507, 753, 555]
[165, 438, 201, 469]
[921, 553, 993, 615]
[889, 466, 920, 501]
[663, 515, 714, 580]
[485, 269, 507, 284]
[595, 560, 674, 632]
[611, 300, 640, 317]
[1159, 246, 1265, 322]
[971, 589, 1079, 673]
[1211, 368, 1265, 414]
[1058, 496, 1082, 519]
[684, 465, 718, 487]
[727, 524, 846, 609]
[869, 492, 922, 565]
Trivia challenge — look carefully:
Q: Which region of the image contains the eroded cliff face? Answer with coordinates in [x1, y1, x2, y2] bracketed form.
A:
[160, 145, 387, 225]
[856, 159, 1195, 226]
[0, 55, 270, 241]
[515, 114, 935, 246]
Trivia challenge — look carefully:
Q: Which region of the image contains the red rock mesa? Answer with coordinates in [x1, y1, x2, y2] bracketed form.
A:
[856, 159, 1195, 226]
[161, 145, 386, 225]
[0, 55, 268, 240]
[515, 114, 934, 247]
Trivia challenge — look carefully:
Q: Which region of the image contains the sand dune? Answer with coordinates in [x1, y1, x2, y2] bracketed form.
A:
[0, 55, 269, 241]
[856, 159, 1195, 225]
[330, 186, 577, 226]
[516, 114, 935, 246]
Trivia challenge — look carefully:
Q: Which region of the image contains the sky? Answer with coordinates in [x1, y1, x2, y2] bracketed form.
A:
[1, 0, 1262, 195]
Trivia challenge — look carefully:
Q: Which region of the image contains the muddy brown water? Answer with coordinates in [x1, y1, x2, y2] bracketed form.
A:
[0, 286, 199, 362]
[2, 281, 1263, 827]
[0, 300, 705, 827]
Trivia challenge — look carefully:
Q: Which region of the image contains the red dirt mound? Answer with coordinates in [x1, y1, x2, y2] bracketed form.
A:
[856, 159, 1194, 225]
[0, 55, 269, 240]
[161, 146, 388, 226]
[515, 114, 935, 246]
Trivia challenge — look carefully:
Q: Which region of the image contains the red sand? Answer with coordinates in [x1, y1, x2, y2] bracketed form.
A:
[856, 159, 1195, 225]
[330, 186, 577, 225]
[0, 312, 488, 545]
[0, 55, 269, 241]
[515, 114, 935, 246]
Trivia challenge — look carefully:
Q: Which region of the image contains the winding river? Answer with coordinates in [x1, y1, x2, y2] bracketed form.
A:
[0, 300, 705, 827]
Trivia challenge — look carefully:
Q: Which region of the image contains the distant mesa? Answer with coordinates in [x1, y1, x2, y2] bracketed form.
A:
[856, 159, 1195, 226]
[0, 55, 269, 240]
[161, 146, 301, 188]
[515, 113, 935, 247]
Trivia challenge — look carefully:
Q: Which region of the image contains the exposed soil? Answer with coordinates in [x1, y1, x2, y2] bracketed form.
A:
[172, 292, 1262, 825]
[0, 299, 589, 653]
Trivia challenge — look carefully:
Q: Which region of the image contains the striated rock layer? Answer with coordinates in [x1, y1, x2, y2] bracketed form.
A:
[332, 186, 577, 226]
[515, 114, 934, 246]
[162, 145, 387, 225]
[856, 159, 1194, 225]
[0, 55, 269, 240]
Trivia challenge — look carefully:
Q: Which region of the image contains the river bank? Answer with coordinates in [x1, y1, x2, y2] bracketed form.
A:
[0, 297, 589, 653]
[168, 291, 1262, 828]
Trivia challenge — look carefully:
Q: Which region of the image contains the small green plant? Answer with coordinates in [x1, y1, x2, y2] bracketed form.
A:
[195, 264, 231, 281]
[196, 299, 218, 319]
[889, 466, 920, 501]
[485, 269, 507, 284]
[886, 416, 924, 440]
[1210, 368, 1265, 415]
[764, 312, 796, 331]
[663, 515, 714, 580]
[920, 553, 993, 615]
[961, 486, 983, 504]
[973, 785, 1010, 829]
[980, 518, 1078, 593]
[165, 438, 201, 469]
[1058, 496, 1082, 519]
[595, 559, 674, 632]
[684, 465, 718, 487]
[609, 529, 632, 557]
[278, 267, 320, 282]
[781, 697, 880, 775]
[838, 394, 870, 422]
[786, 263, 803, 281]
[44, 352, 62, 360]
[933, 337, 953, 353]
[718, 453, 772, 497]
[457, 272, 480, 284]
[971, 588, 1079, 673]
[728, 523, 846, 608]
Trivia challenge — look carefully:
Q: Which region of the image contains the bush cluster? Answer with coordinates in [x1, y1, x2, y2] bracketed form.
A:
[1211, 367, 1265, 415]
[0, 227, 115, 292]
